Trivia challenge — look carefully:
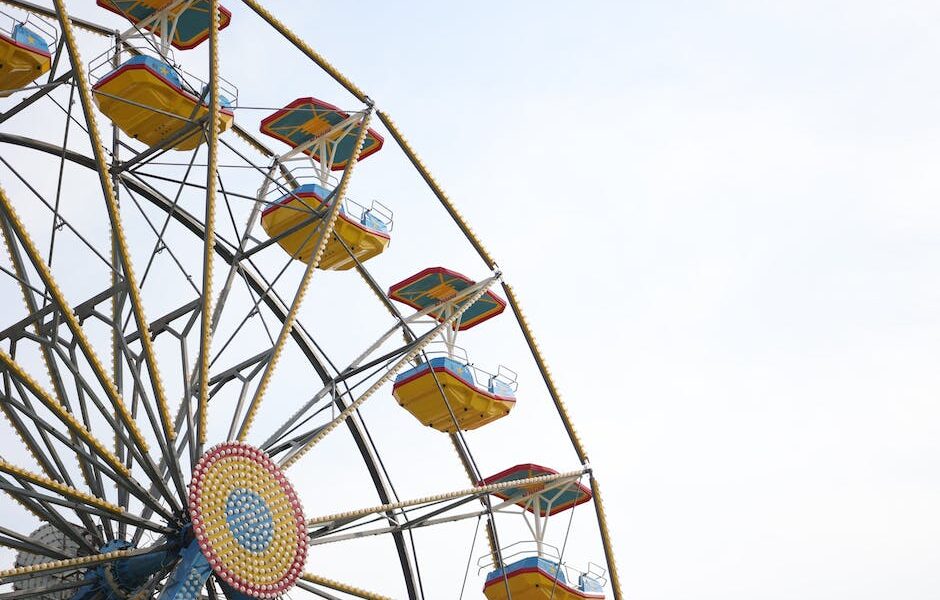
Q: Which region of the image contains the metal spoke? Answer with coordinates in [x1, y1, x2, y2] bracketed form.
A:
[0, 578, 88, 600]
[110, 34, 128, 540]
[51, 0, 181, 504]
[1, 213, 110, 517]
[0, 525, 72, 560]
[0, 346, 176, 521]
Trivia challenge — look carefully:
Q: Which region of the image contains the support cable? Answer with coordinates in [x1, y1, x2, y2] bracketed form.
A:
[458, 516, 482, 600]
[548, 475, 583, 600]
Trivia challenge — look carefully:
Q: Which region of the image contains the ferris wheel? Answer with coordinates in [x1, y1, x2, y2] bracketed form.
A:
[0, 1, 622, 598]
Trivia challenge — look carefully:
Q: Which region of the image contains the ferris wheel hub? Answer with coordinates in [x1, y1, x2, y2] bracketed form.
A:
[188, 442, 307, 599]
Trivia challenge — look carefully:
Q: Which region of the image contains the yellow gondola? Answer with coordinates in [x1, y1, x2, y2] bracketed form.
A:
[92, 55, 234, 151]
[0, 22, 51, 97]
[480, 468, 606, 599]
[392, 356, 515, 432]
[260, 183, 391, 270]
[387, 267, 515, 431]
[483, 557, 604, 600]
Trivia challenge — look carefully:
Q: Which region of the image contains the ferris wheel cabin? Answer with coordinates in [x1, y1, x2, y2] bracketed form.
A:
[258, 96, 389, 267]
[260, 182, 392, 270]
[0, 13, 52, 97]
[392, 354, 516, 431]
[91, 55, 235, 151]
[480, 464, 605, 600]
[389, 267, 517, 431]
[483, 557, 605, 600]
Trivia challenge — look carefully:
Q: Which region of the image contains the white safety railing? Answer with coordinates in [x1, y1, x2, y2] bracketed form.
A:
[262, 173, 392, 232]
[87, 43, 170, 83]
[477, 541, 608, 590]
[410, 342, 518, 393]
[0, 8, 57, 48]
[86, 43, 238, 108]
[421, 342, 471, 368]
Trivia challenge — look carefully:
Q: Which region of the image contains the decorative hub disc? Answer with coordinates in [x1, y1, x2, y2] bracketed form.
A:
[188, 442, 307, 598]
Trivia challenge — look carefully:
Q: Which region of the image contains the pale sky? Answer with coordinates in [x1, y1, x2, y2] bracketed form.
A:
[1, 1, 939, 599]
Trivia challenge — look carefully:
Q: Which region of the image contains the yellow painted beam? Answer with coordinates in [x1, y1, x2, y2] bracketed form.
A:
[301, 573, 392, 600]
[236, 111, 373, 442]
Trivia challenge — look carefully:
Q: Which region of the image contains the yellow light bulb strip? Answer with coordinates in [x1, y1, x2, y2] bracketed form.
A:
[0, 548, 131, 582]
[236, 110, 372, 443]
[0, 457, 124, 515]
[0, 213, 103, 502]
[589, 476, 623, 598]
[307, 468, 587, 527]
[300, 573, 392, 600]
[0, 344, 129, 479]
[197, 0, 222, 448]
[375, 111, 497, 270]
[501, 283, 589, 463]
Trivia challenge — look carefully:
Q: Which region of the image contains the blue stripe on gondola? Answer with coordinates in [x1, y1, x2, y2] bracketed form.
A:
[11, 24, 49, 53]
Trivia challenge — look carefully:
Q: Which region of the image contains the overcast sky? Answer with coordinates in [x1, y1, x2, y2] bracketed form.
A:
[287, 2, 940, 598]
[2, 1, 939, 599]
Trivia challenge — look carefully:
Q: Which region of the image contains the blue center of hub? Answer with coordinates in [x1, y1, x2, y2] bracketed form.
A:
[224, 488, 274, 553]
